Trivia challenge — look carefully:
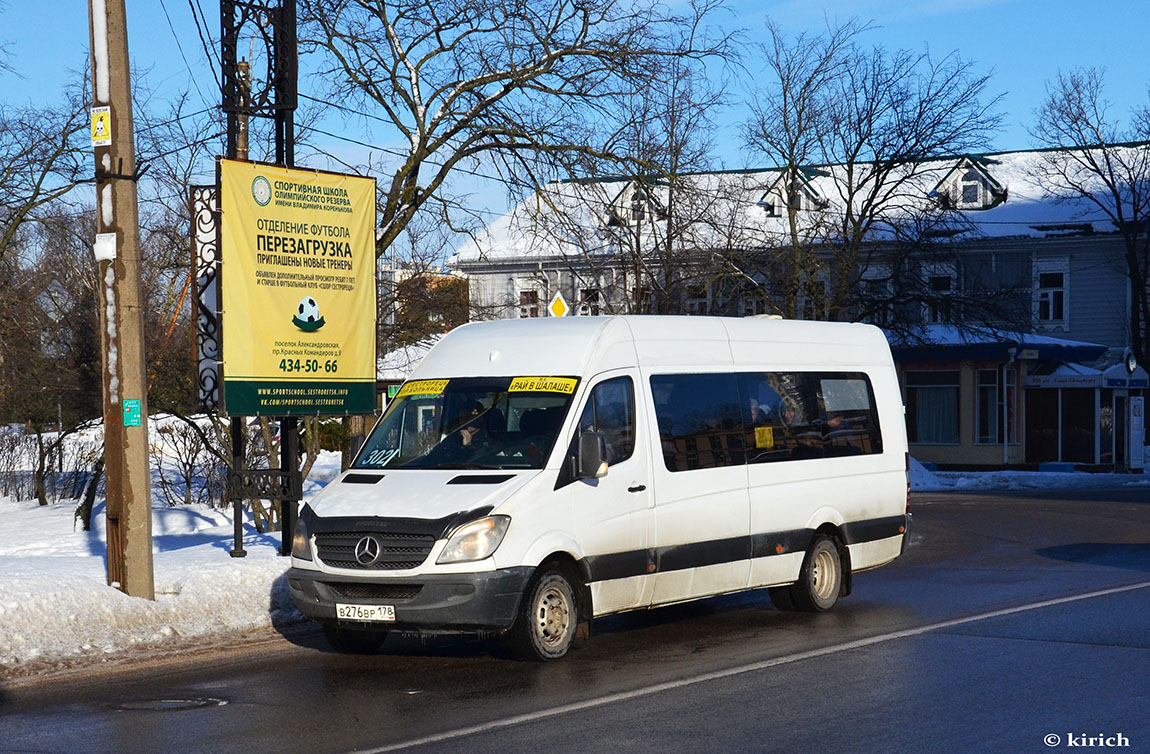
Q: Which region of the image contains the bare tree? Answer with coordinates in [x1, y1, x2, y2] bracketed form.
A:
[606, 46, 733, 315]
[819, 44, 1003, 320]
[464, 18, 739, 318]
[743, 20, 1005, 327]
[0, 1, 15, 76]
[0, 77, 89, 264]
[1028, 67, 1150, 362]
[742, 19, 864, 317]
[298, 0, 731, 263]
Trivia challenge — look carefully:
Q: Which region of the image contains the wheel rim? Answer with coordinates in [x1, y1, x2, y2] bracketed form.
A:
[810, 548, 838, 601]
[534, 584, 572, 648]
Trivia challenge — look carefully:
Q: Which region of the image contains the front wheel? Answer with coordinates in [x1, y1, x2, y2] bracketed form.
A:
[322, 623, 387, 654]
[789, 536, 842, 612]
[509, 569, 578, 661]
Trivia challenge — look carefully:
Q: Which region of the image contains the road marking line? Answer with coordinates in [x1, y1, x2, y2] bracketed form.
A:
[357, 580, 1150, 753]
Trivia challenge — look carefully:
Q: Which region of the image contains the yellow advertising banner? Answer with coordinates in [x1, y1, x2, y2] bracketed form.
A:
[508, 377, 578, 394]
[220, 159, 377, 415]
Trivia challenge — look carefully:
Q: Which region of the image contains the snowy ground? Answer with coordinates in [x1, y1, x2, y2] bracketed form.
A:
[0, 425, 1146, 682]
[0, 421, 342, 682]
[909, 456, 1150, 493]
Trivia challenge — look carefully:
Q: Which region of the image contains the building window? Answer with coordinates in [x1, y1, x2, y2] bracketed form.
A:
[961, 169, 983, 206]
[927, 275, 953, 323]
[1033, 257, 1069, 328]
[685, 284, 708, 315]
[743, 297, 767, 317]
[630, 187, 647, 223]
[578, 288, 600, 316]
[789, 187, 804, 212]
[921, 263, 957, 324]
[859, 276, 891, 325]
[799, 278, 828, 320]
[976, 368, 1017, 444]
[905, 370, 959, 444]
[519, 290, 539, 318]
[1037, 272, 1065, 321]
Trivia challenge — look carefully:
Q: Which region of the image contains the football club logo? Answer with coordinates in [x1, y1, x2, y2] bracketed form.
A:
[293, 296, 326, 331]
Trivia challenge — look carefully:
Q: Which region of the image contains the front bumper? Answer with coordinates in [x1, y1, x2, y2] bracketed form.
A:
[287, 566, 534, 632]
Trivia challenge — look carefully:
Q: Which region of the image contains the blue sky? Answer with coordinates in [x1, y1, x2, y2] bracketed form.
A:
[2, 0, 1148, 166]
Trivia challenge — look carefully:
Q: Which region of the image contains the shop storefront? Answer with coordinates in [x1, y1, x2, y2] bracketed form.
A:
[1023, 362, 1148, 469]
[889, 327, 1146, 471]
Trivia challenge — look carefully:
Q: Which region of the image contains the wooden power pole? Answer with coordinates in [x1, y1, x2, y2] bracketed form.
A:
[88, 0, 154, 599]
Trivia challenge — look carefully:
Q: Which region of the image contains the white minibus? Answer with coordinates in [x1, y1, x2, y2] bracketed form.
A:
[288, 316, 910, 660]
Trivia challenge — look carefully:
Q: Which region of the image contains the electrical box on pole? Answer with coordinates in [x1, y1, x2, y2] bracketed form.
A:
[88, 0, 155, 599]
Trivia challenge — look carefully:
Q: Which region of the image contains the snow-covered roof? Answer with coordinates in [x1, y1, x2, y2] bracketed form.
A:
[888, 323, 1107, 349]
[450, 145, 1145, 267]
[888, 323, 1110, 363]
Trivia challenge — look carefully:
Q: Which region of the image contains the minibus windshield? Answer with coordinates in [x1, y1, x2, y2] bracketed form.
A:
[353, 376, 579, 470]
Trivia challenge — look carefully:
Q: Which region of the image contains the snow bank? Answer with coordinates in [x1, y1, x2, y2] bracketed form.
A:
[910, 456, 1150, 492]
[0, 448, 343, 679]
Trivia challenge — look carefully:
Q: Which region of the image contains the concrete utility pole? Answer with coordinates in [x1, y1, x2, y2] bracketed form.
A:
[88, 0, 154, 599]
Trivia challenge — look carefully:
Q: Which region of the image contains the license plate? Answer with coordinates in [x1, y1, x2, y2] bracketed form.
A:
[336, 603, 395, 622]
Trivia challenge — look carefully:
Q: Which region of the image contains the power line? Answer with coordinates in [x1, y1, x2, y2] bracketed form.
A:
[134, 106, 220, 136]
[296, 121, 519, 192]
[158, 0, 210, 106]
[295, 93, 525, 185]
[186, 0, 221, 92]
[298, 92, 398, 131]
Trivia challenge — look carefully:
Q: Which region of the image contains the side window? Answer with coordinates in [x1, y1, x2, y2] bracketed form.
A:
[738, 371, 883, 463]
[745, 372, 824, 462]
[577, 377, 636, 465]
[820, 375, 883, 456]
[651, 373, 745, 472]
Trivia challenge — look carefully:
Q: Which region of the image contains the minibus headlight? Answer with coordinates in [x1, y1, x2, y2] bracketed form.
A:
[291, 510, 312, 561]
[437, 516, 510, 564]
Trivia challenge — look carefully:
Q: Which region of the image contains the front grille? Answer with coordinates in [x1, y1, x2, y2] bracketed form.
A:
[325, 582, 423, 600]
[315, 531, 436, 570]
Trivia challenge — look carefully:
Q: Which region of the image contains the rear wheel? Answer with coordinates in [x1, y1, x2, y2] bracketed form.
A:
[322, 623, 387, 654]
[789, 535, 842, 612]
[509, 568, 578, 661]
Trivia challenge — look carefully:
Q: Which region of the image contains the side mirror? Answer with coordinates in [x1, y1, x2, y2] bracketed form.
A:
[578, 431, 609, 479]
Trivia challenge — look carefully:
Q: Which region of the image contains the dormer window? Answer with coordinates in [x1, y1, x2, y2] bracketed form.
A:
[791, 188, 804, 212]
[607, 182, 664, 227]
[630, 187, 647, 223]
[759, 174, 825, 217]
[933, 158, 1006, 211]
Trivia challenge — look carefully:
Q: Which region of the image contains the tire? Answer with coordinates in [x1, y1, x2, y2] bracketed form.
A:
[789, 535, 842, 612]
[509, 569, 578, 661]
[322, 623, 387, 654]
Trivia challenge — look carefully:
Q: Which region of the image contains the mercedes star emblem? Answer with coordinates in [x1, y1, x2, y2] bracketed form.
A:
[354, 535, 382, 566]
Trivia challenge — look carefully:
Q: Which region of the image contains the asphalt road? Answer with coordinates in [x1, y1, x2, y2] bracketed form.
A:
[2, 487, 1149, 754]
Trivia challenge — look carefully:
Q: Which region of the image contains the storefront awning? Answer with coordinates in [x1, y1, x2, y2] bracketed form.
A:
[887, 324, 1109, 364]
